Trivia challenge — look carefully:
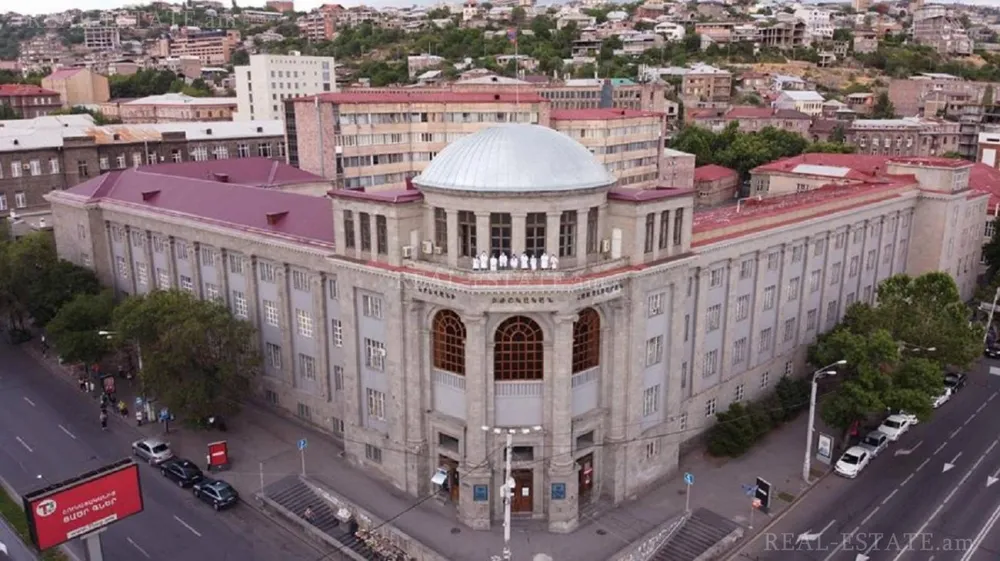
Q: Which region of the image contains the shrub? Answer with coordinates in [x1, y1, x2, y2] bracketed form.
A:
[775, 375, 810, 421]
[707, 403, 758, 457]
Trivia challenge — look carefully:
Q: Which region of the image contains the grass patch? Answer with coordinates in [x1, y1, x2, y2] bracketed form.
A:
[777, 491, 796, 503]
[0, 483, 68, 561]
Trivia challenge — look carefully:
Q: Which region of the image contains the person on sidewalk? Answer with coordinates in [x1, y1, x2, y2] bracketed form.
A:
[303, 507, 316, 525]
[117, 400, 128, 418]
[99, 410, 108, 431]
[135, 410, 143, 427]
[78, 376, 86, 392]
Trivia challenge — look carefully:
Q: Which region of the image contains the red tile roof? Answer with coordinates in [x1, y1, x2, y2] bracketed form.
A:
[301, 91, 546, 104]
[57, 168, 334, 246]
[138, 158, 326, 188]
[725, 106, 772, 119]
[694, 164, 738, 182]
[45, 68, 84, 80]
[551, 108, 663, 120]
[0, 84, 58, 97]
[607, 186, 694, 202]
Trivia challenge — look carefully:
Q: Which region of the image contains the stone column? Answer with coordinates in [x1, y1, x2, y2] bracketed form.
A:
[276, 264, 295, 387]
[459, 312, 491, 530]
[190, 242, 204, 299]
[366, 214, 378, 261]
[446, 210, 459, 267]
[401, 297, 428, 496]
[678, 208, 692, 251]
[604, 299, 631, 504]
[141, 231, 154, 293]
[312, 274, 330, 401]
[545, 212, 560, 259]
[121, 226, 138, 294]
[690, 269, 710, 392]
[105, 223, 120, 294]
[664, 209, 675, 258]
[548, 313, 579, 533]
[475, 212, 490, 256]
[165, 237, 178, 290]
[217, 249, 230, 306]
[719, 259, 740, 379]
[575, 209, 587, 267]
[245, 256, 261, 330]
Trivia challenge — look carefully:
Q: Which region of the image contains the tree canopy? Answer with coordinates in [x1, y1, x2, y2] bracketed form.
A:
[47, 290, 116, 366]
[112, 290, 259, 419]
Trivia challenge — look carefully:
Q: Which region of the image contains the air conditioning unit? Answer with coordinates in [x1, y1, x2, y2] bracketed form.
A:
[434, 245, 443, 255]
[421, 240, 434, 255]
[402, 245, 414, 259]
[600, 239, 612, 254]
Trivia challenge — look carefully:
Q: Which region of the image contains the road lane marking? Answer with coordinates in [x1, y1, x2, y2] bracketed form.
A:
[860, 507, 879, 526]
[935, 442, 949, 455]
[965, 414, 977, 426]
[978, 402, 987, 414]
[944, 452, 963, 473]
[896, 441, 923, 456]
[797, 519, 836, 544]
[173, 515, 201, 537]
[991, 392, 998, 403]
[22, 397, 34, 407]
[890, 439, 999, 561]
[58, 425, 77, 440]
[959, 501, 1000, 561]
[126, 537, 151, 559]
[917, 458, 930, 472]
[823, 525, 862, 561]
[15, 437, 32, 453]
[901, 474, 914, 486]
[951, 427, 963, 439]
[882, 489, 898, 505]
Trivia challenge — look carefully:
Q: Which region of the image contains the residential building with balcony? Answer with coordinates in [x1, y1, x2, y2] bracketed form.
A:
[83, 26, 121, 51]
[298, 12, 336, 42]
[773, 90, 825, 116]
[0, 85, 62, 119]
[166, 29, 242, 65]
[913, 6, 973, 56]
[45, 124, 986, 538]
[551, 108, 666, 188]
[845, 118, 960, 157]
[686, 106, 812, 137]
[235, 53, 336, 122]
[680, 65, 732, 105]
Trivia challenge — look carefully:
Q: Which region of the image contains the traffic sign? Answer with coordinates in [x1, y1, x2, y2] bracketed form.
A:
[683, 472, 694, 485]
[742, 483, 758, 496]
[297, 438, 308, 451]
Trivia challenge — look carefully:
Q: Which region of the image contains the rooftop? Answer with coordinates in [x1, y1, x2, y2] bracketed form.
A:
[550, 108, 662, 121]
[52, 168, 334, 246]
[302, 91, 546, 104]
[693, 164, 738, 182]
[45, 67, 85, 80]
[125, 93, 238, 106]
[0, 84, 59, 97]
[136, 157, 326, 188]
[778, 90, 825, 102]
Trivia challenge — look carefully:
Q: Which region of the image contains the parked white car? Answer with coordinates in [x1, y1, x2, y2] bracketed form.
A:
[132, 438, 174, 465]
[878, 414, 912, 441]
[932, 388, 952, 409]
[859, 431, 889, 458]
[835, 446, 871, 479]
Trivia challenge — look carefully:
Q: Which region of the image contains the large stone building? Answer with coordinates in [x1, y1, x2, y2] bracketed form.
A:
[0, 85, 62, 119]
[46, 124, 985, 535]
[105, 93, 239, 124]
[235, 53, 337, 122]
[845, 117, 961, 157]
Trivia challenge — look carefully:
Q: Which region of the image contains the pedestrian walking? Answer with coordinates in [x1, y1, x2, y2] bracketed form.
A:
[99, 410, 108, 431]
[117, 400, 128, 417]
[135, 410, 143, 427]
[78, 376, 86, 392]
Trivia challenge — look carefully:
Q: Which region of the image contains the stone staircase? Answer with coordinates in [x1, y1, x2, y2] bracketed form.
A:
[579, 499, 660, 543]
[263, 475, 381, 559]
[649, 508, 742, 561]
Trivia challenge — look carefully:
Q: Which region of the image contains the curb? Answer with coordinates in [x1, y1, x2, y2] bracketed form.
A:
[721, 470, 833, 561]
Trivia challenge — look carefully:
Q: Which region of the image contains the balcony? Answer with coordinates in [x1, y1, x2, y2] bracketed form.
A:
[494, 381, 543, 426]
[571, 367, 600, 417]
[432, 370, 466, 420]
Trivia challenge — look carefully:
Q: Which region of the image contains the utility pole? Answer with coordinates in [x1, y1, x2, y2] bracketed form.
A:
[984, 286, 1000, 344]
[483, 425, 542, 561]
[803, 360, 847, 482]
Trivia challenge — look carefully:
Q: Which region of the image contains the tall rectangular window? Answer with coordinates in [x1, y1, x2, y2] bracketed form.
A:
[673, 209, 684, 246]
[658, 210, 670, 250]
[558, 210, 576, 257]
[490, 213, 511, 257]
[343, 210, 355, 249]
[586, 206, 599, 254]
[458, 211, 476, 257]
[359, 212, 371, 251]
[644, 213, 655, 253]
[525, 212, 546, 256]
[434, 208, 447, 253]
[375, 215, 388, 255]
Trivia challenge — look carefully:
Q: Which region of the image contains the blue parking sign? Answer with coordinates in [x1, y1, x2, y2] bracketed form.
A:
[684, 472, 694, 485]
[297, 438, 308, 451]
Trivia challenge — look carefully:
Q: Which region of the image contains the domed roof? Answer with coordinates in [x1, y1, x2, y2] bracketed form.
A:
[413, 124, 615, 193]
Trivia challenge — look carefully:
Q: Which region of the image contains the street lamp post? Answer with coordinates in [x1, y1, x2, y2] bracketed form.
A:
[482, 425, 542, 561]
[803, 360, 847, 483]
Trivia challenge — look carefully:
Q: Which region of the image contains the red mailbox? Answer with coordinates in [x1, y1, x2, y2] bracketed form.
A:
[207, 441, 230, 471]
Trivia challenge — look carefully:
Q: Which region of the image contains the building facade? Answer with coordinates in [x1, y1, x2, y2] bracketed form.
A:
[0, 85, 62, 118]
[47, 124, 985, 535]
[235, 53, 337, 122]
[845, 118, 961, 157]
[681, 65, 732, 105]
[42, 67, 111, 108]
[165, 29, 242, 65]
[113, 94, 239, 124]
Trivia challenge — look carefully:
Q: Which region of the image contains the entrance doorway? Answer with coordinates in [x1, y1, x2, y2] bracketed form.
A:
[511, 469, 533, 514]
[577, 454, 594, 505]
[439, 456, 459, 503]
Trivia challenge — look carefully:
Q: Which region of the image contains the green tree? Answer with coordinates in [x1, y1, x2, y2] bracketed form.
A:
[983, 222, 1000, 281]
[51, 107, 121, 125]
[113, 290, 260, 419]
[871, 91, 896, 118]
[231, 49, 250, 66]
[0, 103, 20, 120]
[46, 291, 116, 365]
[805, 141, 856, 154]
[830, 123, 846, 143]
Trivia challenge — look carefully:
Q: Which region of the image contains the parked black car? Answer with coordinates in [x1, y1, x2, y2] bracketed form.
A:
[986, 345, 1000, 359]
[944, 372, 968, 391]
[160, 459, 204, 488]
[192, 479, 239, 511]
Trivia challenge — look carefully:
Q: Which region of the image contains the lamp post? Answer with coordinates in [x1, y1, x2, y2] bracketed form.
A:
[97, 330, 143, 372]
[899, 342, 936, 354]
[482, 424, 542, 561]
[803, 360, 847, 483]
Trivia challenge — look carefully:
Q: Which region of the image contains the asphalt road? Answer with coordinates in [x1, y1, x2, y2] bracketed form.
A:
[0, 341, 327, 561]
[0, 516, 38, 561]
[737, 360, 1000, 561]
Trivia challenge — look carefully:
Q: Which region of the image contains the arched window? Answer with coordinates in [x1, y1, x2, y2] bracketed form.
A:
[432, 310, 466, 376]
[494, 316, 544, 381]
[572, 308, 601, 373]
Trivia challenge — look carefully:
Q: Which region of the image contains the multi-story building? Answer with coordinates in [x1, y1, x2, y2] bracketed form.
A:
[758, 21, 807, 49]
[107, 93, 238, 124]
[83, 26, 121, 51]
[267, 0, 294, 10]
[913, 6, 973, 56]
[42, 67, 111, 108]
[692, 164, 739, 207]
[687, 106, 812, 137]
[680, 65, 732, 105]
[297, 12, 336, 42]
[845, 118, 961, 157]
[535, 78, 667, 114]
[662, 148, 696, 189]
[0, 85, 62, 119]
[165, 29, 242, 65]
[46, 125, 985, 536]
[887, 74, 994, 118]
[235, 53, 337, 122]
[239, 10, 287, 25]
[551, 108, 666, 188]
[0, 114, 286, 220]
[773, 90, 825, 116]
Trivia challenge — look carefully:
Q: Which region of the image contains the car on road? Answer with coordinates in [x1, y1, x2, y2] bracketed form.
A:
[160, 458, 204, 488]
[192, 479, 239, 511]
[859, 431, 889, 458]
[985, 345, 1000, 359]
[932, 387, 952, 409]
[132, 438, 174, 465]
[835, 446, 871, 478]
[944, 372, 968, 392]
[878, 414, 912, 441]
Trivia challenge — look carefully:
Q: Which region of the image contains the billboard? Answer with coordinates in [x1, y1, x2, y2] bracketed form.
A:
[22, 458, 144, 551]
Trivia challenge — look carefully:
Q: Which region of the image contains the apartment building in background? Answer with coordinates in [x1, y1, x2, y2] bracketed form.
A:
[0, 85, 62, 118]
[83, 26, 121, 51]
[0, 114, 286, 220]
[887, 74, 995, 118]
[845, 118, 961, 157]
[235, 53, 337, 122]
[912, 5, 973, 56]
[99, 93, 238, 124]
[298, 12, 336, 42]
[681, 65, 732, 105]
[163, 29, 242, 65]
[42, 67, 111, 108]
[686, 106, 812, 136]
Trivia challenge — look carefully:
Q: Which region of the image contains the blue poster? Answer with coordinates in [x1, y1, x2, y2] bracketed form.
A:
[473, 484, 488, 502]
[551, 483, 566, 500]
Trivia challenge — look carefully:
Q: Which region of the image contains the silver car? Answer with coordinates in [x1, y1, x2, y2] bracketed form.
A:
[859, 431, 888, 458]
[132, 438, 174, 465]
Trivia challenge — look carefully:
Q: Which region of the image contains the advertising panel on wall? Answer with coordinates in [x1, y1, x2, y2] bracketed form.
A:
[22, 458, 144, 551]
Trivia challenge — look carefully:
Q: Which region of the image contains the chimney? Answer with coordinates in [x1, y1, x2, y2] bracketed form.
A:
[266, 211, 289, 225]
[213, 173, 229, 183]
[141, 190, 161, 201]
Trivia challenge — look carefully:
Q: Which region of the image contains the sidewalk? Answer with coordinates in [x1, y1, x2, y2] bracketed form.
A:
[24, 341, 829, 560]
